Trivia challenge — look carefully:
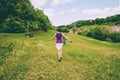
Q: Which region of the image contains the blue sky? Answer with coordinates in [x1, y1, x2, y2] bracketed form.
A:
[30, 0, 120, 26]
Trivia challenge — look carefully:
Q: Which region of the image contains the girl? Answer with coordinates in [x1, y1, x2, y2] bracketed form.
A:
[50, 28, 72, 62]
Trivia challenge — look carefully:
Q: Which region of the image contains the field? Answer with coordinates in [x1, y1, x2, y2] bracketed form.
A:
[0, 30, 120, 80]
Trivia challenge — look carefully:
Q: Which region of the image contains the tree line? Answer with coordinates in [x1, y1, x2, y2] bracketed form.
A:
[72, 14, 120, 27]
[0, 0, 53, 33]
[58, 14, 120, 42]
[59, 14, 120, 30]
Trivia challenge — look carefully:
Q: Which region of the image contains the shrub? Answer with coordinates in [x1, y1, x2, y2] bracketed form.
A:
[78, 28, 90, 36]
[1, 16, 25, 33]
[106, 38, 112, 42]
[78, 25, 118, 42]
[88, 27, 106, 40]
[61, 27, 69, 33]
[109, 32, 120, 42]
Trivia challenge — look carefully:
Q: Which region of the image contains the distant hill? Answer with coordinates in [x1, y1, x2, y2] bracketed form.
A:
[0, 0, 52, 33]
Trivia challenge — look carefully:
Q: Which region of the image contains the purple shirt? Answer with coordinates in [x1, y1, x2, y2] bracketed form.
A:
[56, 32, 62, 43]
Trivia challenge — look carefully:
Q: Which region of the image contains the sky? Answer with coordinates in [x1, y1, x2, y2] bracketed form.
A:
[30, 0, 120, 26]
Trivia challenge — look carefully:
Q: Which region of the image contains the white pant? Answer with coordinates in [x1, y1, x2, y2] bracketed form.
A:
[56, 43, 63, 50]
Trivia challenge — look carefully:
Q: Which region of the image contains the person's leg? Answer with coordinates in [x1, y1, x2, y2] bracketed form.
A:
[60, 50, 62, 58]
[60, 43, 63, 59]
[58, 50, 62, 62]
[56, 43, 63, 62]
[58, 50, 61, 59]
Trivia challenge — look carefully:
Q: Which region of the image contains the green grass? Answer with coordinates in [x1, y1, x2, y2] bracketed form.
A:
[0, 30, 120, 80]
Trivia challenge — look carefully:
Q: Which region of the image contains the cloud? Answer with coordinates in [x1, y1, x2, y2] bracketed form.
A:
[69, 8, 79, 12]
[30, 0, 74, 7]
[30, 0, 48, 9]
[82, 6, 120, 18]
[59, 11, 64, 14]
[51, 0, 60, 6]
[44, 8, 55, 17]
[51, 0, 74, 6]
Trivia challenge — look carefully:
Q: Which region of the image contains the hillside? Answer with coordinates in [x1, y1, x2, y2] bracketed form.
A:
[0, 31, 120, 80]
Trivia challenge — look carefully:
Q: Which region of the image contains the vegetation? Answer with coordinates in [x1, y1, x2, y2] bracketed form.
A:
[109, 31, 120, 42]
[59, 14, 120, 42]
[72, 14, 120, 27]
[0, 1, 120, 79]
[59, 14, 120, 31]
[77, 25, 120, 42]
[0, 0, 53, 33]
[0, 31, 120, 80]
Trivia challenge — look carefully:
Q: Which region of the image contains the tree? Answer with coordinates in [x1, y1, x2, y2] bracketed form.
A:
[1, 15, 25, 33]
[94, 18, 105, 25]
[109, 32, 120, 42]
[0, 0, 52, 33]
[88, 26, 111, 41]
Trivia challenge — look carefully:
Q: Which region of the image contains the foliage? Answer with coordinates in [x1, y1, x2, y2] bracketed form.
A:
[78, 28, 90, 36]
[74, 14, 120, 27]
[109, 32, 120, 42]
[61, 14, 120, 29]
[78, 25, 120, 42]
[58, 25, 69, 33]
[1, 15, 25, 33]
[87, 26, 110, 41]
[0, 0, 52, 33]
[61, 27, 69, 33]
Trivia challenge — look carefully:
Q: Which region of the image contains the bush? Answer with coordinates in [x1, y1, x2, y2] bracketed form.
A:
[109, 32, 120, 42]
[78, 26, 119, 42]
[114, 21, 120, 25]
[1, 16, 25, 33]
[87, 27, 109, 41]
[61, 27, 69, 33]
[106, 38, 112, 42]
[78, 28, 90, 36]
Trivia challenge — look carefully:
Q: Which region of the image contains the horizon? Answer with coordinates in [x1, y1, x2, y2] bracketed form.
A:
[30, 0, 120, 26]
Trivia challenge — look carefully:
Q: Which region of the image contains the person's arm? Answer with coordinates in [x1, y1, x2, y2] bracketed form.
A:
[62, 33, 72, 42]
[50, 33, 56, 41]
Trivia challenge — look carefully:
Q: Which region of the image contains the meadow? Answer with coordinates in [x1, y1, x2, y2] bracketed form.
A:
[0, 30, 120, 80]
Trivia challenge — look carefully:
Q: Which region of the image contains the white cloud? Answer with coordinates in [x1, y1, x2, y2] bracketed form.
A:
[59, 11, 64, 14]
[82, 8, 103, 15]
[69, 8, 79, 12]
[61, 0, 74, 4]
[44, 8, 55, 17]
[113, 6, 120, 14]
[82, 6, 120, 18]
[30, 0, 48, 9]
[51, 0, 60, 6]
[51, 0, 74, 6]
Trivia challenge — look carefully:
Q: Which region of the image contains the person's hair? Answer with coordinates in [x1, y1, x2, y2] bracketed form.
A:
[57, 27, 61, 32]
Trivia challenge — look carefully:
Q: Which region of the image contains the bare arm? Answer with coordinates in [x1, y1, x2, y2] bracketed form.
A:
[50, 33, 56, 41]
[62, 33, 72, 42]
